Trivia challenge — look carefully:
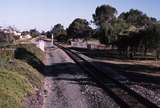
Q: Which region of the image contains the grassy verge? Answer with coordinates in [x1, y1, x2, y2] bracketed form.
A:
[0, 44, 44, 108]
[14, 44, 45, 72]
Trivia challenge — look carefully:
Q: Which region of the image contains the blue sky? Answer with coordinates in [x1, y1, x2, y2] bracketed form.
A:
[0, 0, 159, 31]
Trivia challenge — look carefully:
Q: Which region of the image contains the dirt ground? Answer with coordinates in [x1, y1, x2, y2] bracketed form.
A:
[99, 59, 160, 77]
[102, 58, 160, 67]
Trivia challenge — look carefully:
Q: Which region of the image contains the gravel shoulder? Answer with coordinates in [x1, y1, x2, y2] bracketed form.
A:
[42, 47, 119, 108]
[71, 49, 160, 107]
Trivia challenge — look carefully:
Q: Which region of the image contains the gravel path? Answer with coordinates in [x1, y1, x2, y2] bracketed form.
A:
[42, 47, 118, 108]
[72, 49, 160, 107]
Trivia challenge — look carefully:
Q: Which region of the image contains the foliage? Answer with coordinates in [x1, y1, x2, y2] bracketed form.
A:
[51, 24, 67, 42]
[21, 31, 30, 36]
[92, 4, 160, 59]
[29, 29, 40, 38]
[92, 5, 118, 44]
[93, 4, 117, 26]
[46, 31, 52, 38]
[67, 18, 92, 39]
[118, 9, 154, 27]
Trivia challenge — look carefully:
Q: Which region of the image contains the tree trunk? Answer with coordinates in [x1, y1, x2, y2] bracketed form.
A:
[155, 48, 160, 59]
[144, 47, 147, 57]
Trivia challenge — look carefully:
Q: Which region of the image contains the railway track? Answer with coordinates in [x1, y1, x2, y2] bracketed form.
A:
[56, 43, 159, 108]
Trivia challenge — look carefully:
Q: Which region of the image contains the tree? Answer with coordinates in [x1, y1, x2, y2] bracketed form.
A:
[118, 9, 151, 27]
[111, 20, 130, 43]
[92, 4, 160, 59]
[93, 4, 117, 26]
[151, 24, 160, 59]
[29, 29, 40, 38]
[92, 5, 118, 44]
[67, 18, 92, 39]
[41, 31, 46, 35]
[98, 22, 113, 44]
[115, 9, 159, 57]
[51, 24, 67, 42]
[21, 31, 30, 36]
[46, 31, 52, 38]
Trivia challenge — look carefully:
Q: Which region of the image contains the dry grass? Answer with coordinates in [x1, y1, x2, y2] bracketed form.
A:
[100, 58, 160, 77]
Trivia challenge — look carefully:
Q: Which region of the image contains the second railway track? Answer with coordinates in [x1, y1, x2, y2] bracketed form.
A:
[56, 43, 159, 108]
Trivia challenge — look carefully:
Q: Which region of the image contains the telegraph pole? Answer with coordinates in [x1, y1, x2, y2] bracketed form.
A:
[51, 34, 54, 45]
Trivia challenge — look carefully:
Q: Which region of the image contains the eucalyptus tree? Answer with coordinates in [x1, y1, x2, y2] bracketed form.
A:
[111, 19, 130, 42]
[92, 4, 160, 59]
[118, 9, 150, 27]
[92, 5, 118, 44]
[93, 4, 117, 26]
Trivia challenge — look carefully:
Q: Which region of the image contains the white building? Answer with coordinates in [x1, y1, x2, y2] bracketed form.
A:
[20, 34, 32, 40]
[36, 40, 45, 51]
[34, 39, 52, 52]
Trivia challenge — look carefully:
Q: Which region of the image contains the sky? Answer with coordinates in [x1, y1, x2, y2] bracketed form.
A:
[0, 0, 159, 31]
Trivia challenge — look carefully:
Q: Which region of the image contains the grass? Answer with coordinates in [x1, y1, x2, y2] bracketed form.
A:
[0, 44, 44, 108]
[0, 90, 21, 108]
[14, 44, 45, 73]
[15, 44, 44, 61]
[0, 48, 14, 65]
[0, 70, 31, 108]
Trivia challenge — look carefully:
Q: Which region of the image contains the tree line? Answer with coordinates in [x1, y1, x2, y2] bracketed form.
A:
[30, 4, 160, 59]
[92, 5, 160, 59]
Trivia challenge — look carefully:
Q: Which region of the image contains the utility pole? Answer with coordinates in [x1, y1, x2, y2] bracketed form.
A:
[51, 34, 54, 45]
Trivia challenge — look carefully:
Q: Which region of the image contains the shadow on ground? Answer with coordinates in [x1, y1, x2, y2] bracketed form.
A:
[69, 47, 160, 89]
[15, 47, 160, 107]
[69, 47, 158, 60]
[94, 61, 160, 88]
[15, 48, 45, 73]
